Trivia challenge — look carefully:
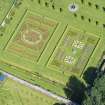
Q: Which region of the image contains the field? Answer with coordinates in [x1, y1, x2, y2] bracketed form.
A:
[0, 0, 105, 104]
[0, 78, 59, 105]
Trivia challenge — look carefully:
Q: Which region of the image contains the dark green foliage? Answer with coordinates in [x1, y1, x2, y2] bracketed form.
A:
[14, 0, 22, 7]
[64, 76, 86, 104]
[82, 74, 105, 105]
[83, 67, 97, 86]
[53, 76, 86, 105]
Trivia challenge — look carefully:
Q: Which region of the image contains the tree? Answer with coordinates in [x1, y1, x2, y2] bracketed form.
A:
[53, 76, 86, 105]
[64, 76, 86, 104]
[83, 67, 97, 87]
[82, 74, 105, 105]
[14, 0, 22, 8]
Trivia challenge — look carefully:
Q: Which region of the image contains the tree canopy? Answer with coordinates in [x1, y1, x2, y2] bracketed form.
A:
[82, 74, 105, 105]
[64, 76, 86, 104]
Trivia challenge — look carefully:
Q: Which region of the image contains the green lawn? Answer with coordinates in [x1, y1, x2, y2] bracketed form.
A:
[0, 61, 66, 97]
[0, 0, 105, 100]
[0, 78, 59, 105]
[0, 0, 14, 23]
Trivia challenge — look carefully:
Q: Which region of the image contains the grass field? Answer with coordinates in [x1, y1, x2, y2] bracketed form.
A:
[0, 0, 105, 103]
[0, 78, 59, 105]
[0, 60, 66, 97]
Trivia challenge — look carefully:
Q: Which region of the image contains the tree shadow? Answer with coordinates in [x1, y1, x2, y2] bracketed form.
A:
[64, 76, 86, 104]
[54, 66, 98, 105]
[83, 67, 97, 87]
[54, 75, 86, 105]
